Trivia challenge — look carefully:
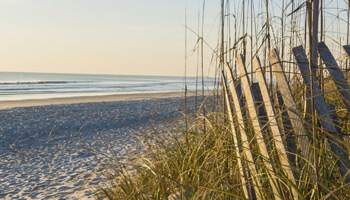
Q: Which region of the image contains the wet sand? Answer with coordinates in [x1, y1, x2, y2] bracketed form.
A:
[0, 91, 197, 110]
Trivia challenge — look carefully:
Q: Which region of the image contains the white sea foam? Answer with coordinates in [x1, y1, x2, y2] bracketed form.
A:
[0, 72, 214, 101]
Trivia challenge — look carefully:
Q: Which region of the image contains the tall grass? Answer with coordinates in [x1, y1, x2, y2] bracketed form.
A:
[94, 0, 350, 199]
[95, 111, 348, 199]
[94, 81, 350, 199]
[94, 110, 249, 199]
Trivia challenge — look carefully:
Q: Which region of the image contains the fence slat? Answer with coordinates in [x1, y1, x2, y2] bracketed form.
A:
[253, 57, 298, 199]
[268, 49, 310, 159]
[251, 83, 270, 134]
[293, 45, 350, 184]
[318, 42, 350, 113]
[343, 45, 350, 58]
[222, 73, 252, 199]
[275, 90, 297, 164]
[236, 55, 282, 199]
[224, 64, 263, 199]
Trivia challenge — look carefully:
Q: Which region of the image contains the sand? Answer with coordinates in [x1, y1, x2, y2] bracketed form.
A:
[0, 91, 198, 110]
[0, 92, 202, 199]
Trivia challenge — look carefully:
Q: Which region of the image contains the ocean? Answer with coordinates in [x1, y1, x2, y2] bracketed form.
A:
[0, 72, 214, 101]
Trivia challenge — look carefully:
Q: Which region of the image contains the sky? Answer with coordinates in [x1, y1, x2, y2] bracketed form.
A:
[0, 0, 347, 77]
[0, 0, 221, 77]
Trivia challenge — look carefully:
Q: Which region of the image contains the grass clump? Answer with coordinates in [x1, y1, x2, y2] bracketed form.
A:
[95, 111, 249, 199]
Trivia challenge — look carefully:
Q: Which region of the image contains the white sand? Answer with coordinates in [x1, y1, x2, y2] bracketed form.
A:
[0, 91, 194, 110]
[0, 92, 203, 199]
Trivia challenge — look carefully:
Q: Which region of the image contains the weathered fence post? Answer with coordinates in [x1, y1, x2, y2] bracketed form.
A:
[293, 45, 350, 185]
[224, 64, 264, 199]
[222, 72, 252, 199]
[268, 49, 311, 159]
[342, 45, 350, 60]
[253, 57, 298, 199]
[274, 90, 298, 164]
[318, 42, 350, 113]
[236, 54, 282, 199]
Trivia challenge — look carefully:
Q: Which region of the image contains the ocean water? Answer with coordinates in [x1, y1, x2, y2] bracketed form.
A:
[0, 72, 214, 101]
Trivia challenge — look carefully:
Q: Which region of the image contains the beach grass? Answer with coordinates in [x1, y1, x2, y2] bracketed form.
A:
[92, 0, 350, 198]
[93, 74, 350, 199]
[94, 109, 247, 199]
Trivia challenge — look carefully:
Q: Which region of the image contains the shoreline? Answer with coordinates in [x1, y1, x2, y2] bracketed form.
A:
[0, 90, 210, 110]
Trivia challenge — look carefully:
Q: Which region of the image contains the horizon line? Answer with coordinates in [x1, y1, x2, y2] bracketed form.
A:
[0, 70, 215, 79]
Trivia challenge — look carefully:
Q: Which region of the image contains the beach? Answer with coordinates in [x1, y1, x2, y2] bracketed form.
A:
[0, 92, 202, 199]
[0, 91, 200, 110]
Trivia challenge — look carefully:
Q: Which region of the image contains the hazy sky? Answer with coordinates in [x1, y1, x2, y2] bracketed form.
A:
[1, 1, 346, 77]
[0, 0, 220, 76]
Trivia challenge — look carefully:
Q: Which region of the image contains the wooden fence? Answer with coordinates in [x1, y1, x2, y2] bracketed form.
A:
[222, 42, 350, 199]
